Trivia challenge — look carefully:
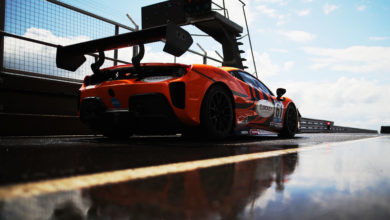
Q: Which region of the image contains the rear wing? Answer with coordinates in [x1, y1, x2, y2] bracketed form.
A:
[56, 23, 193, 72]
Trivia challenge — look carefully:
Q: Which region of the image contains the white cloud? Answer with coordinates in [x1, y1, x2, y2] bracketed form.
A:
[304, 46, 390, 73]
[276, 14, 288, 26]
[323, 3, 339, 15]
[3, 28, 97, 80]
[269, 48, 289, 53]
[357, 5, 366, 11]
[296, 9, 311, 16]
[142, 44, 221, 67]
[213, 0, 255, 26]
[255, 0, 287, 5]
[281, 77, 390, 130]
[279, 30, 316, 42]
[369, 36, 389, 41]
[256, 5, 289, 25]
[283, 61, 294, 71]
[245, 50, 280, 78]
[257, 5, 278, 18]
[23, 27, 90, 45]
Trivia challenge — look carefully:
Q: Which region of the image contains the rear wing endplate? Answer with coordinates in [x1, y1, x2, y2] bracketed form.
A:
[56, 23, 193, 72]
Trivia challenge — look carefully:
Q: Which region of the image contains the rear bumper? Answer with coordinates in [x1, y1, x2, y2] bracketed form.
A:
[79, 71, 212, 127]
[80, 93, 184, 134]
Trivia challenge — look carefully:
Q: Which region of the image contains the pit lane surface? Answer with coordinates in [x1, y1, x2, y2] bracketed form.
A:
[1, 134, 389, 219]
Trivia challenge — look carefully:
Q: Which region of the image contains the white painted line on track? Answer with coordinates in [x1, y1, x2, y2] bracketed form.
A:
[0, 136, 381, 200]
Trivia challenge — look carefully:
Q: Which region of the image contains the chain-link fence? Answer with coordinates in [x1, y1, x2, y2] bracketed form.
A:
[1, 0, 134, 81]
[0, 0, 247, 82]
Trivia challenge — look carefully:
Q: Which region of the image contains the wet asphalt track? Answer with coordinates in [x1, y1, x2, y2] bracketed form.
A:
[0, 133, 390, 219]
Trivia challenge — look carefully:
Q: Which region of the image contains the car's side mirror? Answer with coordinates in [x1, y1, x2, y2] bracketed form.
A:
[276, 88, 286, 100]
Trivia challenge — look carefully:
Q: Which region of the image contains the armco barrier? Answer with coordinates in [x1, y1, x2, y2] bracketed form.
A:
[299, 117, 377, 134]
[299, 117, 333, 133]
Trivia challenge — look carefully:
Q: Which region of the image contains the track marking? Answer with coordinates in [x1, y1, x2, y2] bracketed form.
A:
[0, 136, 380, 200]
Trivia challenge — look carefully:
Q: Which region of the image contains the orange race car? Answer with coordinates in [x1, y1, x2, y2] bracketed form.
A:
[56, 24, 299, 140]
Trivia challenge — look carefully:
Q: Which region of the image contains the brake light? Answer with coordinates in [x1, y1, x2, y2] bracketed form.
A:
[185, 65, 192, 73]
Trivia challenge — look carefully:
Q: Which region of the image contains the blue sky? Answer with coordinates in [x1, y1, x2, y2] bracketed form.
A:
[5, 0, 390, 130]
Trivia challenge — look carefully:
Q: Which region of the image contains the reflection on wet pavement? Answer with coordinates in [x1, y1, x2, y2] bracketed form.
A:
[1, 136, 389, 219]
[81, 153, 298, 220]
[0, 134, 376, 185]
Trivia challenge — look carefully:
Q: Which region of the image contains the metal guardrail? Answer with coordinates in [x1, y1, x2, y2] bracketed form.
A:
[299, 117, 333, 133]
[332, 126, 377, 134]
[299, 117, 377, 134]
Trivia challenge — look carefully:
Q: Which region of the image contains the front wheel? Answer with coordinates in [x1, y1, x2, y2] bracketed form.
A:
[200, 85, 234, 140]
[278, 104, 298, 138]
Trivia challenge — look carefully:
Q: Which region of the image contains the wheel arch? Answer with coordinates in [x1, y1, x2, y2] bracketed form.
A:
[200, 81, 236, 131]
[202, 81, 236, 112]
[286, 101, 297, 111]
[282, 101, 298, 125]
[279, 101, 299, 138]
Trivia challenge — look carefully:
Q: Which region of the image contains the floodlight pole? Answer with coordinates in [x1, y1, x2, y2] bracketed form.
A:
[222, 0, 226, 17]
[126, 13, 139, 56]
[238, 0, 258, 78]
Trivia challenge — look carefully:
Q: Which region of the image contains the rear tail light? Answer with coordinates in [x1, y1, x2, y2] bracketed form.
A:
[185, 65, 192, 73]
[142, 76, 174, 83]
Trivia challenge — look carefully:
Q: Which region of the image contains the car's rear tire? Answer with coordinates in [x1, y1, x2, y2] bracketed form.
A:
[278, 104, 298, 138]
[200, 85, 234, 140]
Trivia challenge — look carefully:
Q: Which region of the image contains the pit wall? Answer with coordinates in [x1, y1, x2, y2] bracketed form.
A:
[0, 71, 93, 136]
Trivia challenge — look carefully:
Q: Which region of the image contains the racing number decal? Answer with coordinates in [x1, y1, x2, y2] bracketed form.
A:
[274, 102, 283, 121]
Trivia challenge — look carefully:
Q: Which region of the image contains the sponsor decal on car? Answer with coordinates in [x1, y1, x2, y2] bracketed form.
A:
[270, 122, 283, 128]
[111, 97, 121, 108]
[256, 100, 274, 118]
[250, 129, 261, 135]
[240, 130, 249, 135]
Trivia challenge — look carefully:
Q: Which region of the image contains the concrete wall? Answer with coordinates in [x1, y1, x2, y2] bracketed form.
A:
[0, 71, 93, 136]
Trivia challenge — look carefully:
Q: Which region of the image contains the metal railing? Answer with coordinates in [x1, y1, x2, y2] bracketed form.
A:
[0, 0, 227, 82]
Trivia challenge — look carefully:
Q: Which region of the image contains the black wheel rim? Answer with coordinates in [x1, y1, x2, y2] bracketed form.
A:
[208, 91, 233, 133]
[286, 107, 297, 134]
